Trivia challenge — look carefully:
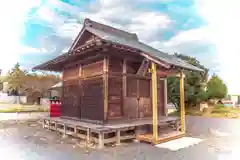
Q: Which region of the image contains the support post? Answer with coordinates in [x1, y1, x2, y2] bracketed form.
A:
[179, 70, 186, 133]
[98, 132, 104, 149]
[151, 62, 158, 143]
[163, 78, 168, 116]
[42, 119, 45, 129]
[103, 57, 109, 120]
[116, 130, 121, 146]
[86, 128, 90, 148]
[122, 59, 127, 117]
[63, 124, 66, 136]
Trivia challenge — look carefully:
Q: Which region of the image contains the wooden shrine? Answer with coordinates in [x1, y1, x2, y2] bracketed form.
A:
[34, 18, 203, 148]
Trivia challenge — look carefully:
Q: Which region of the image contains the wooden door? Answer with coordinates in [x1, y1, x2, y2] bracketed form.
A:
[108, 76, 123, 119]
[125, 77, 151, 119]
[138, 79, 151, 118]
[124, 77, 138, 119]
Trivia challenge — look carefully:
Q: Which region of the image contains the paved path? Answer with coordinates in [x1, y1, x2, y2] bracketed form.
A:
[0, 112, 48, 121]
[0, 115, 239, 159]
[186, 116, 240, 136]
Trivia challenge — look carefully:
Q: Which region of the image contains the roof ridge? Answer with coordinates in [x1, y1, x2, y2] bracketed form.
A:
[84, 18, 138, 41]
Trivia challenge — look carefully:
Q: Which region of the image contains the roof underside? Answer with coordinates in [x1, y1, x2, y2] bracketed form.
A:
[33, 18, 203, 72]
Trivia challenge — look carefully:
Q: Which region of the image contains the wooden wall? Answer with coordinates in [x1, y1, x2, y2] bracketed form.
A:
[81, 76, 104, 121]
[81, 60, 104, 121]
[107, 58, 153, 120]
[124, 76, 151, 119]
[107, 57, 123, 119]
[62, 79, 81, 119]
[82, 60, 103, 77]
[62, 59, 105, 123]
[62, 65, 80, 118]
[61, 54, 167, 123]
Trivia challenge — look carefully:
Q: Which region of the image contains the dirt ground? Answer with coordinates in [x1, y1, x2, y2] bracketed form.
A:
[0, 119, 240, 160]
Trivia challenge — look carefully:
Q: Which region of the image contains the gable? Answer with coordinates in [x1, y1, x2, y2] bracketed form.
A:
[70, 30, 97, 52]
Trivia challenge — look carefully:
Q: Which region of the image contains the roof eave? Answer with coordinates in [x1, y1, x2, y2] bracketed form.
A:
[171, 64, 205, 72]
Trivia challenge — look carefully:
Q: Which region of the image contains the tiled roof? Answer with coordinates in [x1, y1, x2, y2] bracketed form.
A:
[34, 18, 204, 72]
[85, 25, 203, 72]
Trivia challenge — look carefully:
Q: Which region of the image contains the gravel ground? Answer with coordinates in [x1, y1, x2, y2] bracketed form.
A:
[0, 119, 240, 160]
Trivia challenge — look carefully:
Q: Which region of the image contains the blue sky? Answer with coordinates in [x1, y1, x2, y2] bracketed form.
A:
[0, 0, 239, 94]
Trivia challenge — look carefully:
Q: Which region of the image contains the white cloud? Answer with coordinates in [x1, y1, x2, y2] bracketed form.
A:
[81, 0, 172, 42]
[148, 26, 217, 71]
[194, 0, 240, 94]
[0, 0, 42, 75]
[56, 21, 83, 39]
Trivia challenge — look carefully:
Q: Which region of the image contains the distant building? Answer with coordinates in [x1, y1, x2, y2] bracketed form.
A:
[49, 82, 62, 98]
[228, 94, 240, 106]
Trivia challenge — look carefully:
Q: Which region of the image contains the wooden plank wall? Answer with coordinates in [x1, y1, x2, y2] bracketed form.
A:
[81, 76, 104, 121]
[62, 65, 80, 118]
[125, 60, 152, 119]
[62, 79, 81, 118]
[138, 79, 151, 118]
[81, 60, 104, 121]
[62, 60, 105, 122]
[107, 57, 123, 119]
[124, 76, 138, 119]
[82, 60, 103, 77]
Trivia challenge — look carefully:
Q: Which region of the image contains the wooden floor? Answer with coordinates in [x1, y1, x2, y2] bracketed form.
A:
[42, 116, 181, 149]
[105, 116, 179, 129]
[136, 131, 185, 144]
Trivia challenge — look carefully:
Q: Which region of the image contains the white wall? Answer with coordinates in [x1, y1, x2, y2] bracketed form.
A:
[0, 93, 27, 104]
[0, 93, 50, 105]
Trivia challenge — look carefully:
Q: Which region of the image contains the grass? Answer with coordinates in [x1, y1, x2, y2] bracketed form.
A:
[0, 103, 49, 113]
[168, 104, 240, 119]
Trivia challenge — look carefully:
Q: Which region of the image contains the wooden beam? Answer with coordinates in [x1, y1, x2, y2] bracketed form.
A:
[64, 53, 103, 69]
[103, 56, 109, 120]
[151, 62, 158, 143]
[140, 52, 170, 69]
[179, 70, 186, 133]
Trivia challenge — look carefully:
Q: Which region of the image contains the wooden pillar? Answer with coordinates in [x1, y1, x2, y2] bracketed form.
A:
[163, 78, 168, 116]
[103, 57, 109, 120]
[98, 132, 104, 149]
[63, 124, 66, 136]
[122, 59, 127, 117]
[79, 65, 82, 119]
[179, 70, 186, 133]
[86, 128, 90, 148]
[42, 119, 45, 129]
[151, 62, 158, 143]
[116, 130, 121, 146]
[79, 64, 82, 77]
